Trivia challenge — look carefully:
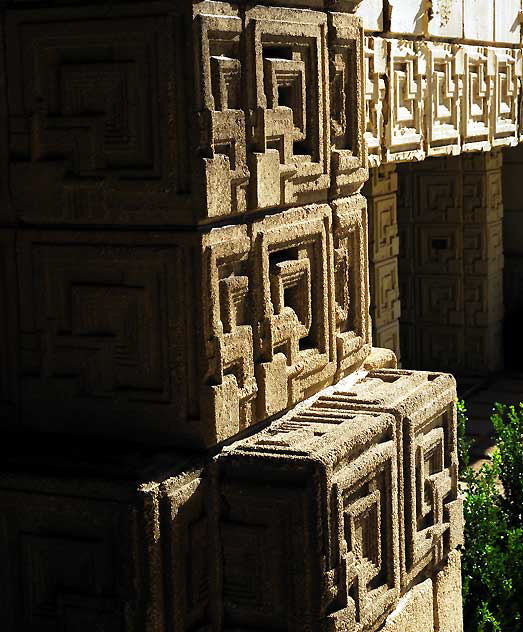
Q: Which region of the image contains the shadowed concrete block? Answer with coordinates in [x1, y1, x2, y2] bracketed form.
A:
[0, 442, 210, 632]
[217, 401, 401, 631]
[315, 368, 460, 589]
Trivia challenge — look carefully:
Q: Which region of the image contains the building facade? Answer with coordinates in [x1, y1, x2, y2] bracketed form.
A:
[1, 0, 520, 630]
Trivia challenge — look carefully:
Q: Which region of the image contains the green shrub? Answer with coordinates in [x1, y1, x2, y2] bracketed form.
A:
[457, 399, 471, 471]
[460, 402, 523, 632]
[491, 403, 523, 528]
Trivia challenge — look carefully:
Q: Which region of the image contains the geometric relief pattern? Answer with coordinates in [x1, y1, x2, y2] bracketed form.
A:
[5, 3, 368, 224]
[252, 204, 336, 417]
[311, 368, 461, 590]
[201, 225, 256, 440]
[365, 164, 401, 358]
[217, 399, 400, 632]
[330, 425, 399, 632]
[219, 480, 311, 629]
[329, 13, 368, 196]
[6, 9, 191, 225]
[364, 37, 387, 168]
[403, 399, 460, 587]
[0, 460, 207, 632]
[216, 367, 460, 629]
[423, 43, 460, 158]
[397, 152, 504, 375]
[16, 231, 193, 444]
[14, 199, 371, 446]
[462, 46, 491, 152]
[0, 486, 128, 632]
[332, 196, 372, 379]
[365, 37, 522, 165]
[246, 6, 331, 210]
[490, 48, 519, 148]
[385, 40, 425, 163]
[195, 9, 248, 218]
[371, 259, 401, 329]
[157, 473, 211, 631]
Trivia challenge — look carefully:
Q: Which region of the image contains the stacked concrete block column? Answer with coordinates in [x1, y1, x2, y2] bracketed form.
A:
[364, 165, 401, 361]
[0, 0, 464, 631]
[0, 0, 372, 446]
[398, 151, 504, 375]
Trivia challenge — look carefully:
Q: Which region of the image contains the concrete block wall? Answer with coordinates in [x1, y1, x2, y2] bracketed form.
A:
[397, 151, 504, 375]
[0, 0, 503, 630]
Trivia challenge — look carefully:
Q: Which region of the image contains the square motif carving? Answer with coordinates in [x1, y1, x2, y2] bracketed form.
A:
[415, 224, 463, 275]
[245, 6, 330, 210]
[403, 399, 459, 587]
[370, 258, 400, 329]
[17, 231, 196, 445]
[385, 40, 425, 163]
[364, 37, 387, 168]
[201, 225, 257, 441]
[416, 275, 463, 326]
[490, 48, 519, 148]
[251, 204, 336, 417]
[462, 46, 491, 152]
[464, 273, 503, 327]
[332, 195, 372, 378]
[414, 169, 462, 224]
[328, 420, 400, 632]
[368, 191, 399, 263]
[328, 13, 368, 196]
[418, 326, 465, 372]
[423, 43, 460, 157]
[6, 7, 191, 225]
[194, 8, 249, 219]
[219, 401, 400, 632]
[0, 487, 130, 632]
[318, 369, 460, 590]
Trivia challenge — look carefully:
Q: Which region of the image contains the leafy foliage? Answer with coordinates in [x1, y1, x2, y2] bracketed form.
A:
[457, 398, 471, 471]
[491, 403, 523, 528]
[459, 401, 523, 632]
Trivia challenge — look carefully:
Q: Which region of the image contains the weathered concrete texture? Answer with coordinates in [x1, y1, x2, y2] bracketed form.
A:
[0, 2, 368, 227]
[364, 165, 401, 362]
[0, 368, 462, 632]
[378, 550, 463, 632]
[216, 368, 461, 630]
[0, 0, 376, 447]
[0, 441, 209, 632]
[381, 579, 434, 632]
[0, 0, 476, 629]
[398, 152, 504, 375]
[363, 346, 398, 370]
[313, 368, 463, 588]
[434, 550, 464, 632]
[2, 196, 371, 447]
[364, 36, 521, 167]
